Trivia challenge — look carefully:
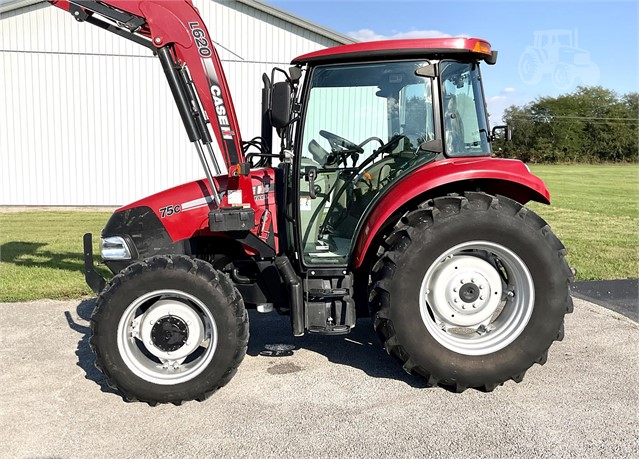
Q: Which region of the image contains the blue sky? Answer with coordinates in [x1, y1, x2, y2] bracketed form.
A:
[272, 0, 638, 122]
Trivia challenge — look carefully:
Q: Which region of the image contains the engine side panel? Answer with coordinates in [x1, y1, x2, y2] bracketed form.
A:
[100, 170, 282, 304]
[112, 168, 278, 251]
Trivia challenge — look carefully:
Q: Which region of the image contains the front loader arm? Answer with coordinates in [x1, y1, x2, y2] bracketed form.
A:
[50, 0, 253, 192]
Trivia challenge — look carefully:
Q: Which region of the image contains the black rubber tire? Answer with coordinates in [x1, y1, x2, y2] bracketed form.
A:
[90, 255, 248, 405]
[369, 192, 573, 392]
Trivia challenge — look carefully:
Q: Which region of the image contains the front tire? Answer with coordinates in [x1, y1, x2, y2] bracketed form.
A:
[91, 255, 248, 404]
[370, 193, 573, 392]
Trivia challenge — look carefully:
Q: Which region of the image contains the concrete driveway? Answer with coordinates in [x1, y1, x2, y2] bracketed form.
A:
[0, 297, 637, 458]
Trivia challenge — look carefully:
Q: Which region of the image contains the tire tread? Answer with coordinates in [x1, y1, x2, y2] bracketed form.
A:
[369, 192, 573, 391]
[90, 254, 249, 405]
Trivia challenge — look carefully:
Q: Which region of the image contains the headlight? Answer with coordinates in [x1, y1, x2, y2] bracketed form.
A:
[100, 236, 132, 260]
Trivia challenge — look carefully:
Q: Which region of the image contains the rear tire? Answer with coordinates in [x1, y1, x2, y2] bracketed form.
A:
[369, 192, 573, 392]
[91, 255, 248, 405]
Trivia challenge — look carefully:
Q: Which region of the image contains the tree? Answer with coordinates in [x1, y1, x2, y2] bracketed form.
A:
[499, 86, 638, 163]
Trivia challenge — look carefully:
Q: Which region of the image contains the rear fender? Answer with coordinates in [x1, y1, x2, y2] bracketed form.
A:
[352, 157, 550, 268]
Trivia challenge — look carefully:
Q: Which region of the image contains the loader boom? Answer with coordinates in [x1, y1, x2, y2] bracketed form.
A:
[49, 0, 255, 203]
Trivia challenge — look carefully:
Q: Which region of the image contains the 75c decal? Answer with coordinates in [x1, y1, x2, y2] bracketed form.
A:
[159, 205, 181, 219]
[188, 22, 212, 57]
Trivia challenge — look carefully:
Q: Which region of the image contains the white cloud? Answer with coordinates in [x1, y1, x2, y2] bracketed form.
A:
[347, 28, 459, 42]
[489, 95, 507, 102]
[502, 87, 516, 93]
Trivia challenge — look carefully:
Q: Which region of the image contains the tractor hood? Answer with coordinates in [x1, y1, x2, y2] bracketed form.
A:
[113, 168, 276, 243]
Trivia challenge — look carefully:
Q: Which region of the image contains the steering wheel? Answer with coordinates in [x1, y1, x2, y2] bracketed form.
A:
[320, 130, 364, 166]
[316, 134, 410, 238]
[353, 134, 409, 176]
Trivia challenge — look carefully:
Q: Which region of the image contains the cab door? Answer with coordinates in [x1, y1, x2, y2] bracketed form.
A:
[295, 61, 435, 267]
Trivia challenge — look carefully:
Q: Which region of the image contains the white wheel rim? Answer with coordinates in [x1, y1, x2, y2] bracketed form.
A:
[117, 289, 218, 385]
[419, 241, 534, 356]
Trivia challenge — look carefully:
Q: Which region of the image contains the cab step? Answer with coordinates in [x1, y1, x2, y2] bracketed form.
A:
[304, 270, 356, 335]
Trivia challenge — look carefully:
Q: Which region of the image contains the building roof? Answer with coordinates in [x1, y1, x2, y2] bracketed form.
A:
[0, 0, 356, 45]
[0, 0, 43, 13]
[236, 0, 354, 45]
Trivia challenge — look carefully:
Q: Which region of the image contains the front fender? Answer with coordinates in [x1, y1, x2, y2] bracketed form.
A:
[352, 157, 550, 268]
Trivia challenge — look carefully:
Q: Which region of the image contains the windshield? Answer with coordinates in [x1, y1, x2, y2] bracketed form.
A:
[298, 60, 436, 266]
[302, 60, 435, 164]
[440, 61, 491, 157]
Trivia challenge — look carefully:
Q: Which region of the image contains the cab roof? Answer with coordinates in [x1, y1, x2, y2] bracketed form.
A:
[292, 37, 495, 66]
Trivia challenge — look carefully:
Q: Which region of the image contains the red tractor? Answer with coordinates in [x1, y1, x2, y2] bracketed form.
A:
[52, 0, 573, 404]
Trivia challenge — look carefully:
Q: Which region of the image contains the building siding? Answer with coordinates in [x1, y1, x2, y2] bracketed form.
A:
[0, 0, 340, 205]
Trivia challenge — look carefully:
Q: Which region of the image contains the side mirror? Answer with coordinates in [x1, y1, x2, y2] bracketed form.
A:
[270, 81, 292, 129]
[491, 124, 512, 141]
[415, 63, 437, 78]
[418, 139, 443, 153]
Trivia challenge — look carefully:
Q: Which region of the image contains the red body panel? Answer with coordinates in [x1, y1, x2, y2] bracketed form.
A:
[351, 157, 550, 268]
[292, 37, 492, 64]
[118, 168, 278, 252]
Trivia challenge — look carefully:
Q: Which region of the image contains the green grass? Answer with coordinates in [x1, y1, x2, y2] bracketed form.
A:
[528, 164, 638, 281]
[0, 211, 112, 302]
[0, 165, 637, 301]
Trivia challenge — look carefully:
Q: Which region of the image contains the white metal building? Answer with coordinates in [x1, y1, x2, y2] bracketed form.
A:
[0, 0, 354, 206]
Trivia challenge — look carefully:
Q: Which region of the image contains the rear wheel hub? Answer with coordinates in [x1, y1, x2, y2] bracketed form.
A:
[459, 283, 480, 303]
[419, 241, 534, 356]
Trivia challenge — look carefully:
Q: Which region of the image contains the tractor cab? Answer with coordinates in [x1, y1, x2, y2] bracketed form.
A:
[276, 38, 499, 267]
